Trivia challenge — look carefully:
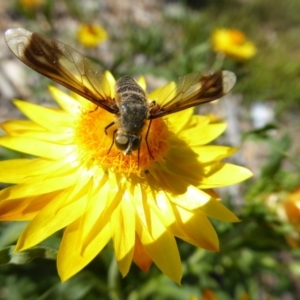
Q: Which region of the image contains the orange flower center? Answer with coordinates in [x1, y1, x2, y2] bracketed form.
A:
[75, 104, 170, 174]
[86, 25, 98, 36]
[229, 30, 246, 44]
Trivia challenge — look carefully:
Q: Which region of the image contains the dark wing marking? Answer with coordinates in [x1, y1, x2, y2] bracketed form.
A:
[149, 71, 236, 119]
[5, 28, 118, 113]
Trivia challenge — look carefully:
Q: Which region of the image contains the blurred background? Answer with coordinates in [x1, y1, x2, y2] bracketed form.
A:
[1, 0, 300, 299]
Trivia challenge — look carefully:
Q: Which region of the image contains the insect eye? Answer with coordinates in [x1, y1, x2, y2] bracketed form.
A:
[115, 135, 129, 151]
[131, 137, 141, 151]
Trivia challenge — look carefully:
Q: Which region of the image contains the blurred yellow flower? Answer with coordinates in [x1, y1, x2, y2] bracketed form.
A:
[265, 187, 300, 248]
[0, 71, 252, 283]
[19, 0, 44, 7]
[283, 186, 300, 230]
[200, 289, 249, 300]
[202, 289, 218, 300]
[212, 29, 256, 60]
[282, 187, 300, 248]
[77, 24, 108, 48]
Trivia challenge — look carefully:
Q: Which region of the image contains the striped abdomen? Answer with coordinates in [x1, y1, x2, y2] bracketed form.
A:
[115, 76, 148, 135]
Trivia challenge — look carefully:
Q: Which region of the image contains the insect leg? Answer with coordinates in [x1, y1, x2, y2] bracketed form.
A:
[88, 106, 99, 113]
[104, 121, 116, 135]
[137, 143, 141, 169]
[145, 120, 154, 160]
[107, 129, 117, 154]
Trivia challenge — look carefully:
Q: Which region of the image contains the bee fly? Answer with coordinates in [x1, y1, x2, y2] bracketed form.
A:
[4, 28, 236, 157]
[107, 75, 150, 156]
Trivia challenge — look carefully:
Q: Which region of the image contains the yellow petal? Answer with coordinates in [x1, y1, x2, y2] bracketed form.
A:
[2, 120, 43, 134]
[0, 158, 76, 184]
[127, 180, 150, 229]
[13, 100, 74, 130]
[0, 158, 41, 183]
[0, 191, 60, 221]
[78, 175, 108, 247]
[0, 136, 74, 159]
[164, 162, 204, 186]
[165, 138, 199, 165]
[1, 120, 73, 143]
[150, 189, 177, 227]
[104, 71, 116, 93]
[75, 173, 124, 256]
[137, 76, 146, 91]
[180, 123, 226, 146]
[58, 215, 111, 281]
[167, 109, 194, 134]
[175, 207, 219, 251]
[111, 190, 135, 277]
[48, 86, 82, 114]
[199, 163, 253, 188]
[0, 171, 77, 201]
[197, 197, 240, 222]
[195, 146, 238, 163]
[149, 190, 219, 250]
[70, 92, 91, 107]
[168, 112, 210, 134]
[150, 168, 198, 195]
[148, 81, 177, 104]
[73, 174, 120, 255]
[136, 207, 182, 284]
[167, 185, 212, 211]
[15, 177, 92, 250]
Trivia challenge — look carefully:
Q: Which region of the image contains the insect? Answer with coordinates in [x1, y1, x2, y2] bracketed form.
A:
[4, 28, 236, 156]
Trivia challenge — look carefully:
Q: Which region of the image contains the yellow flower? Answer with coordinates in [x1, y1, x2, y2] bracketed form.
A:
[211, 28, 256, 60]
[265, 188, 300, 248]
[200, 289, 249, 300]
[19, 0, 44, 8]
[77, 24, 108, 48]
[0, 72, 252, 283]
[283, 187, 300, 229]
[279, 187, 300, 248]
[202, 289, 218, 300]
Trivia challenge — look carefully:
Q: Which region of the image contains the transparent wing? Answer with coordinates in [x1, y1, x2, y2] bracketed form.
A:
[5, 28, 118, 113]
[149, 71, 236, 119]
